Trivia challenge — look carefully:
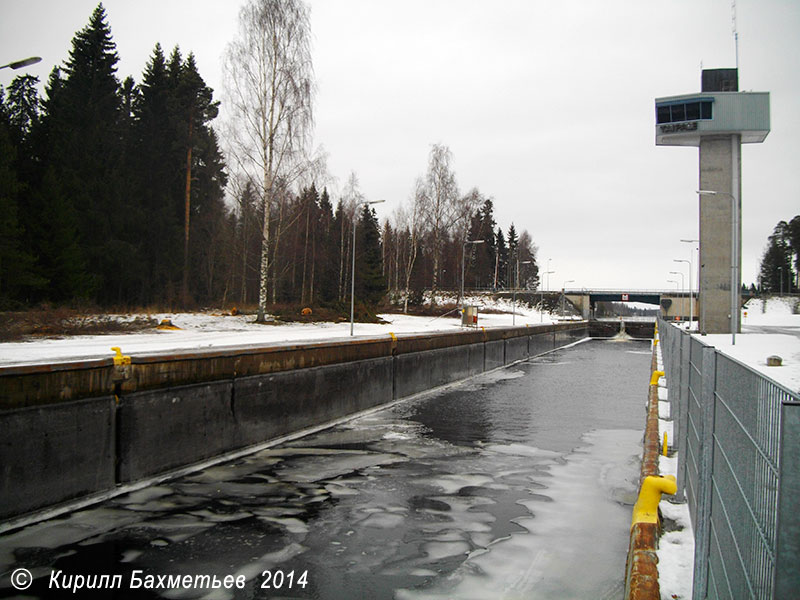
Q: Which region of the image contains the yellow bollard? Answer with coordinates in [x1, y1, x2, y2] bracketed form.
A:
[663, 432, 668, 456]
[111, 347, 131, 366]
[632, 475, 677, 526]
[650, 370, 665, 385]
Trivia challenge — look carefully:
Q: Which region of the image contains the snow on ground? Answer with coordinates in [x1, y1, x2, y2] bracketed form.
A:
[674, 296, 800, 392]
[699, 331, 800, 392]
[656, 352, 695, 600]
[0, 297, 556, 367]
[742, 296, 800, 326]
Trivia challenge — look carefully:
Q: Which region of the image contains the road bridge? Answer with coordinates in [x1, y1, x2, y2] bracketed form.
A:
[492, 289, 698, 321]
[563, 289, 696, 321]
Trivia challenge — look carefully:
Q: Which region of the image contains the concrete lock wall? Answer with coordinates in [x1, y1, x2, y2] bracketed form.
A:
[0, 322, 588, 521]
[0, 397, 117, 518]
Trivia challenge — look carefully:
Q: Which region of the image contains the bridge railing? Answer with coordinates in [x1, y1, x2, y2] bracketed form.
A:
[658, 318, 800, 599]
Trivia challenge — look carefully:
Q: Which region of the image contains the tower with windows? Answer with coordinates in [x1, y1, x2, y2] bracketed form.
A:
[655, 69, 769, 333]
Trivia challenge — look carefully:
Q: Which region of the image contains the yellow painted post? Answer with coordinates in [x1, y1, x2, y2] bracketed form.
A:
[111, 347, 131, 366]
[111, 346, 132, 387]
[632, 475, 677, 526]
[663, 432, 668, 456]
[650, 370, 665, 385]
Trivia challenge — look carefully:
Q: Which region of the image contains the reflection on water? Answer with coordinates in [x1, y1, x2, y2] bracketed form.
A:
[0, 340, 650, 600]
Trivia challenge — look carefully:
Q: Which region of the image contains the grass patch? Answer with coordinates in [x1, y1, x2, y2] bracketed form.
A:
[0, 307, 158, 342]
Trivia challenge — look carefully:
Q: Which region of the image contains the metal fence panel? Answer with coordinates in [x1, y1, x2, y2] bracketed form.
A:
[685, 335, 705, 525]
[775, 402, 800, 597]
[657, 319, 799, 600]
[707, 354, 780, 599]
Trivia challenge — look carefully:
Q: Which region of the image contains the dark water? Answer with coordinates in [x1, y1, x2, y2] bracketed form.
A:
[0, 340, 651, 600]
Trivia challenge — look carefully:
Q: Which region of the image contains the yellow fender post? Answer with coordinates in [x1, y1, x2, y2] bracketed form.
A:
[632, 475, 677, 526]
[110, 347, 132, 390]
[111, 347, 131, 366]
[650, 370, 665, 386]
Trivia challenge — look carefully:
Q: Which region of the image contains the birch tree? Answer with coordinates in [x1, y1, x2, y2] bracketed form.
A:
[454, 187, 484, 305]
[422, 144, 460, 298]
[224, 0, 314, 321]
[338, 172, 363, 301]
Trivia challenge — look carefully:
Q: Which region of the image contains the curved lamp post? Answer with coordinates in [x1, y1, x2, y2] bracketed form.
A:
[0, 56, 41, 70]
[673, 260, 691, 327]
[0, 56, 41, 71]
[513, 259, 532, 326]
[697, 190, 738, 344]
[680, 239, 699, 330]
[350, 199, 384, 336]
[540, 269, 554, 322]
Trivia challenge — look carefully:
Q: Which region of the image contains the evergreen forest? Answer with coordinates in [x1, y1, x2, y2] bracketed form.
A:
[0, 4, 539, 314]
[757, 216, 800, 294]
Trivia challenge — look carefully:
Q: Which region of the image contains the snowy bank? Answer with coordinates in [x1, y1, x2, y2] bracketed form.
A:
[0, 301, 556, 367]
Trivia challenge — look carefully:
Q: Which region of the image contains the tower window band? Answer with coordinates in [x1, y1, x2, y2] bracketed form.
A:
[656, 99, 713, 124]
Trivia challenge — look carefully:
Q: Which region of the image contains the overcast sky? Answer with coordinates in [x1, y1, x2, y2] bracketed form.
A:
[2, 1, 798, 291]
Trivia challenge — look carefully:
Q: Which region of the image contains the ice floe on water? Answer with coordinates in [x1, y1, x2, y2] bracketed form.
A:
[394, 429, 640, 600]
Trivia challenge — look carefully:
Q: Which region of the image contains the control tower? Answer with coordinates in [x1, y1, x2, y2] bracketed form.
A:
[655, 69, 770, 334]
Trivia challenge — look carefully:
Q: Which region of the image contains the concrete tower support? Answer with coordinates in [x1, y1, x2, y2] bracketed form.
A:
[699, 134, 741, 333]
[655, 68, 768, 335]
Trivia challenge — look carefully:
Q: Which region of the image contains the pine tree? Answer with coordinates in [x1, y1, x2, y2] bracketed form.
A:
[5, 75, 40, 147]
[470, 198, 496, 288]
[0, 116, 44, 305]
[30, 167, 91, 301]
[787, 215, 800, 285]
[175, 52, 220, 305]
[315, 188, 337, 303]
[133, 43, 183, 303]
[758, 221, 794, 293]
[189, 126, 228, 303]
[507, 222, 518, 287]
[41, 3, 126, 302]
[356, 205, 386, 307]
[495, 227, 508, 289]
[0, 81, 48, 305]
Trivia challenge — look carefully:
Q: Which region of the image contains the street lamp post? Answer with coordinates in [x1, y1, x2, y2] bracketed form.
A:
[0, 56, 41, 71]
[540, 270, 554, 322]
[673, 259, 691, 326]
[669, 270, 684, 294]
[668, 279, 680, 289]
[460, 239, 484, 309]
[697, 190, 738, 345]
[513, 259, 532, 326]
[351, 199, 385, 336]
[673, 260, 691, 327]
[669, 269, 685, 324]
[680, 239, 699, 330]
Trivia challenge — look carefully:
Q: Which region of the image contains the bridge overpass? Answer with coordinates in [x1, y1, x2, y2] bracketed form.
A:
[563, 288, 698, 321]
[492, 288, 698, 321]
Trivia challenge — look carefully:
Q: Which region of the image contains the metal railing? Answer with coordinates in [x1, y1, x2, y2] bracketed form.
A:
[658, 319, 799, 599]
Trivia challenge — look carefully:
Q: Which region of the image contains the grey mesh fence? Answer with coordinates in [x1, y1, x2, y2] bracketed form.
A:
[657, 319, 799, 600]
